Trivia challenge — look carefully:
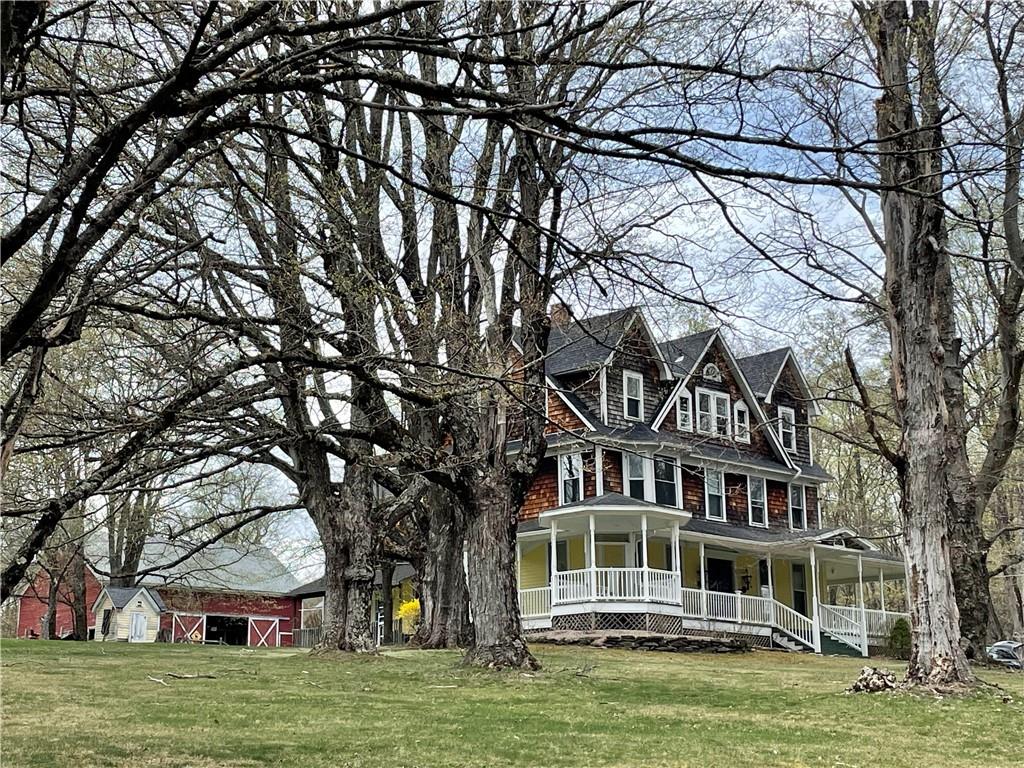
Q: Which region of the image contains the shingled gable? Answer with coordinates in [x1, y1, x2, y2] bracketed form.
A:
[649, 332, 796, 469]
[738, 347, 821, 417]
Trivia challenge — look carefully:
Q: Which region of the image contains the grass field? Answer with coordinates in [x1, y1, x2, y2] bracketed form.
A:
[1, 640, 1021, 768]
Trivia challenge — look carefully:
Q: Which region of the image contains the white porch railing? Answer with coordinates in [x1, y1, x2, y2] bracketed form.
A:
[594, 567, 644, 599]
[773, 601, 815, 649]
[864, 608, 907, 641]
[739, 594, 773, 625]
[555, 569, 590, 602]
[647, 570, 680, 603]
[819, 604, 863, 652]
[519, 586, 552, 618]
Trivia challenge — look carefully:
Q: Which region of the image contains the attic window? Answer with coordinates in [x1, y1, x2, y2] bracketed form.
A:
[623, 370, 644, 421]
[702, 363, 721, 382]
[734, 402, 750, 443]
[778, 406, 796, 452]
[676, 392, 692, 431]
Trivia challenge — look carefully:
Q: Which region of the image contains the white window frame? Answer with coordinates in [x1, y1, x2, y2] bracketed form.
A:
[778, 405, 797, 453]
[696, 387, 730, 437]
[623, 370, 644, 421]
[653, 454, 678, 508]
[624, 452, 647, 501]
[734, 402, 750, 443]
[558, 453, 584, 506]
[704, 468, 726, 521]
[676, 392, 692, 432]
[788, 483, 807, 531]
[747, 476, 767, 528]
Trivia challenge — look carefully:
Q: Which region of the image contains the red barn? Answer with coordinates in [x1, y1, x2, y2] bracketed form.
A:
[16, 539, 300, 647]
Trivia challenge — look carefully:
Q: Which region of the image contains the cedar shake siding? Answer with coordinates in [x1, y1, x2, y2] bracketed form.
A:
[769, 362, 813, 465]
[805, 485, 819, 528]
[681, 465, 704, 514]
[602, 450, 624, 494]
[521, 456, 558, 520]
[545, 390, 588, 434]
[555, 370, 603, 421]
[767, 480, 789, 528]
[724, 472, 749, 525]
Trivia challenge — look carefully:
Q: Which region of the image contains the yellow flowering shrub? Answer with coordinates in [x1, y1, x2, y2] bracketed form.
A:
[398, 598, 421, 633]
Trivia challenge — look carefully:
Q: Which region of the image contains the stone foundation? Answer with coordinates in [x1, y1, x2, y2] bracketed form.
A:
[530, 629, 750, 654]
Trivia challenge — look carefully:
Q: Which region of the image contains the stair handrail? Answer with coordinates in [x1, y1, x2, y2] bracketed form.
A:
[771, 599, 815, 649]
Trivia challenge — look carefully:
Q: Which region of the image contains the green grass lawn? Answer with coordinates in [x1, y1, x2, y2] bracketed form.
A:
[1, 640, 1021, 768]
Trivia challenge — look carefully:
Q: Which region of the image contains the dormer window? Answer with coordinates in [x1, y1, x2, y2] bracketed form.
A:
[734, 402, 750, 443]
[623, 370, 644, 421]
[702, 363, 721, 382]
[676, 392, 692, 431]
[778, 406, 796, 452]
[696, 388, 730, 436]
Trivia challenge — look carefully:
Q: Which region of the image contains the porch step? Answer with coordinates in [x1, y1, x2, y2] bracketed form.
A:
[819, 631, 862, 657]
[770, 631, 809, 653]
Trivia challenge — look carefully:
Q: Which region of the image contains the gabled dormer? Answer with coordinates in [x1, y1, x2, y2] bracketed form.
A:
[737, 348, 819, 466]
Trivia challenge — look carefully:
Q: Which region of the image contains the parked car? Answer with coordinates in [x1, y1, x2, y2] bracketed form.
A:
[986, 640, 1023, 670]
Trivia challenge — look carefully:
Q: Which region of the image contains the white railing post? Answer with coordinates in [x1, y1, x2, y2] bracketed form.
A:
[879, 567, 886, 617]
[549, 522, 559, 605]
[699, 541, 707, 619]
[640, 514, 649, 601]
[589, 514, 597, 601]
[809, 546, 821, 653]
[857, 554, 868, 657]
[735, 591, 743, 623]
[671, 522, 681, 604]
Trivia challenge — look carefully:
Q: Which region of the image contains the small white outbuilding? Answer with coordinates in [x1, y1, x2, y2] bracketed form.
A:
[92, 586, 166, 643]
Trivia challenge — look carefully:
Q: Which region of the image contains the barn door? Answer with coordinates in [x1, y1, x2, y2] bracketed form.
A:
[172, 613, 205, 643]
[248, 618, 279, 647]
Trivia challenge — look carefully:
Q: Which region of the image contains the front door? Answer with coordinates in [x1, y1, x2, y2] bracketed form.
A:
[706, 558, 735, 593]
[128, 612, 148, 643]
[792, 564, 808, 616]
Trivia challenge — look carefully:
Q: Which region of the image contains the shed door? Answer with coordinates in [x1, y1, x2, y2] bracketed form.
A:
[129, 612, 148, 643]
[248, 618, 279, 647]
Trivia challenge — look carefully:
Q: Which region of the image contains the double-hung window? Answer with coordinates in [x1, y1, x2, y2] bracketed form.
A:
[696, 388, 730, 436]
[623, 370, 644, 421]
[705, 468, 725, 520]
[734, 402, 750, 443]
[677, 392, 692, 431]
[748, 476, 767, 527]
[559, 453, 583, 505]
[626, 453, 646, 500]
[654, 455, 677, 507]
[789, 484, 806, 530]
[778, 406, 796, 452]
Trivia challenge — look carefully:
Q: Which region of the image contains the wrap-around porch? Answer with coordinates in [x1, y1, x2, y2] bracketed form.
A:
[517, 507, 909, 656]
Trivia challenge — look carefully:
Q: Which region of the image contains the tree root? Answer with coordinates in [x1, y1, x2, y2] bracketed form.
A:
[461, 639, 540, 671]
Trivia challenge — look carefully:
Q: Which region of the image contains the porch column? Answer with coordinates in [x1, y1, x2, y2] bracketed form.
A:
[640, 513, 649, 600]
[671, 521, 681, 604]
[809, 545, 821, 653]
[857, 554, 868, 657]
[589, 514, 597, 601]
[516, 542, 522, 590]
[699, 540, 707, 619]
[767, 552, 775, 625]
[595, 447, 604, 495]
[879, 567, 886, 615]
[549, 522, 559, 605]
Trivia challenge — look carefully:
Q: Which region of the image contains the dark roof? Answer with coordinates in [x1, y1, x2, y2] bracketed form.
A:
[797, 462, 833, 482]
[545, 307, 638, 375]
[104, 586, 166, 611]
[288, 563, 416, 597]
[737, 348, 791, 396]
[658, 329, 717, 377]
[549, 491, 667, 512]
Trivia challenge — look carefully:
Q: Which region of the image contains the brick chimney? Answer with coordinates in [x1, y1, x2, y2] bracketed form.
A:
[549, 301, 571, 329]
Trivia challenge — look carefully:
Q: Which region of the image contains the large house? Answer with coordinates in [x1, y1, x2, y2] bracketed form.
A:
[514, 306, 908, 656]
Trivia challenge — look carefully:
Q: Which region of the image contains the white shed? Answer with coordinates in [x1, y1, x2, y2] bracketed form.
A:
[92, 586, 165, 643]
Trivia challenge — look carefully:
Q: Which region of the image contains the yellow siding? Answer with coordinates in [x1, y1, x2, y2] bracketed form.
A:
[567, 536, 585, 570]
[682, 542, 700, 588]
[519, 542, 548, 589]
[597, 542, 626, 567]
[646, 538, 667, 570]
[773, 559, 793, 608]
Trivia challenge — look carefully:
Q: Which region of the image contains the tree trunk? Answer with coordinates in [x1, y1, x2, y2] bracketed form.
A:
[340, 490, 377, 653]
[381, 561, 395, 645]
[462, 473, 537, 670]
[412, 495, 473, 649]
[67, 545, 87, 640]
[316, 523, 348, 651]
[42, 575, 58, 640]
[859, 0, 973, 686]
[948, 513, 991, 657]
